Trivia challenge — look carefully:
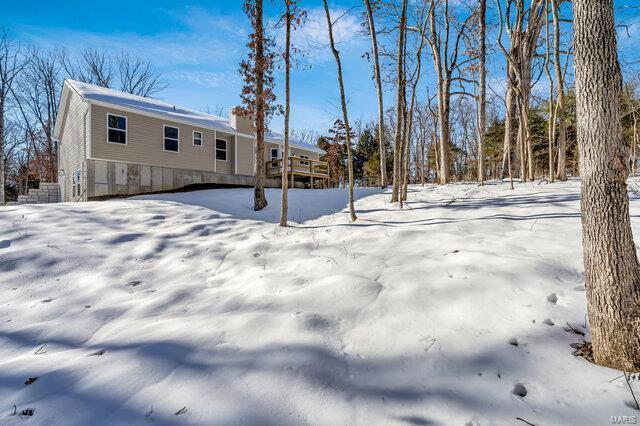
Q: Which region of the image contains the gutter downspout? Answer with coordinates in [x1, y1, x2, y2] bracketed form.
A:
[82, 104, 89, 202]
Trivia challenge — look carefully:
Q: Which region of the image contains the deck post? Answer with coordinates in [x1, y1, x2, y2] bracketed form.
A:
[290, 157, 295, 187]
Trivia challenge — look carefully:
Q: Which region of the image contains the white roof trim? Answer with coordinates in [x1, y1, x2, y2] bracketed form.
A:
[53, 85, 70, 139]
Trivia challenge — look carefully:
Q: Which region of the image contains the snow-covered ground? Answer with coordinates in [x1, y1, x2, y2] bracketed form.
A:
[1, 179, 639, 425]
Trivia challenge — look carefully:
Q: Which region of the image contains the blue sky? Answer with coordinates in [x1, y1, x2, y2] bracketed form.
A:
[3, 0, 381, 135]
[2, 1, 639, 135]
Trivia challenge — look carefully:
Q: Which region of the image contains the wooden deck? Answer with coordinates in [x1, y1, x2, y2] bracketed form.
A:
[266, 157, 332, 188]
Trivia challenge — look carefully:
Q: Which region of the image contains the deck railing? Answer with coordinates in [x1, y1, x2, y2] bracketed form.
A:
[266, 157, 329, 178]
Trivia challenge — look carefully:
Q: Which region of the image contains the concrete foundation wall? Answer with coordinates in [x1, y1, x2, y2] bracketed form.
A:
[85, 159, 279, 199]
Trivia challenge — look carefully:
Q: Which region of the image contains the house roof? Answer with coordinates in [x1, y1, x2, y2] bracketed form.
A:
[57, 80, 325, 155]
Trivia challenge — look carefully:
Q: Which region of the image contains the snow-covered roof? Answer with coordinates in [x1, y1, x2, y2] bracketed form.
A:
[66, 80, 236, 134]
[60, 80, 324, 154]
[265, 131, 325, 154]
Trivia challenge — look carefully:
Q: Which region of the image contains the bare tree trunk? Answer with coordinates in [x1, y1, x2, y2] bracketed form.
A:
[544, 0, 556, 183]
[553, 0, 568, 181]
[633, 105, 638, 176]
[391, 0, 407, 202]
[421, 121, 426, 186]
[402, 30, 425, 201]
[517, 104, 526, 182]
[254, 0, 268, 211]
[323, 0, 356, 221]
[432, 113, 439, 183]
[477, 0, 487, 185]
[517, 77, 534, 181]
[502, 84, 518, 178]
[1, 30, 26, 204]
[279, 0, 292, 226]
[507, 127, 514, 190]
[24, 132, 32, 195]
[0, 100, 4, 204]
[575, 0, 640, 371]
[400, 93, 408, 205]
[402, 94, 411, 202]
[496, 0, 545, 183]
[438, 83, 451, 184]
[364, 0, 387, 188]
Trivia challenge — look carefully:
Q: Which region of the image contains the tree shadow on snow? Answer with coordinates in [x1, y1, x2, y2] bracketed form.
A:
[0, 324, 616, 425]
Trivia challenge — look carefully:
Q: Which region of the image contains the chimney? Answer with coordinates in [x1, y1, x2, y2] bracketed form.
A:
[229, 107, 255, 134]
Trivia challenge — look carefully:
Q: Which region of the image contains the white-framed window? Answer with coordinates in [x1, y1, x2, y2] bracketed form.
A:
[216, 139, 227, 161]
[107, 114, 127, 144]
[72, 169, 81, 198]
[193, 130, 203, 147]
[271, 148, 280, 160]
[164, 125, 179, 152]
[299, 154, 310, 166]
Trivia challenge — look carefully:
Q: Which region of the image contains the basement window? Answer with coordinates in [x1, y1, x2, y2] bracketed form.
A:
[107, 114, 127, 144]
[193, 131, 203, 147]
[216, 139, 227, 161]
[164, 125, 179, 152]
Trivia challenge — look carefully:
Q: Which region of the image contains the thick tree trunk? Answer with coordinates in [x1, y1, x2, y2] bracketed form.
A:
[575, 0, 640, 371]
[477, 0, 487, 185]
[279, 0, 291, 226]
[364, 0, 387, 188]
[323, 0, 356, 221]
[254, 0, 268, 211]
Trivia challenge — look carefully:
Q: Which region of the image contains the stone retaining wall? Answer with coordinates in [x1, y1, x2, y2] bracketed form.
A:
[17, 183, 60, 204]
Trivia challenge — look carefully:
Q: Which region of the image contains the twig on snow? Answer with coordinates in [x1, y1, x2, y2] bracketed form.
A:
[564, 321, 585, 336]
[419, 335, 441, 352]
[624, 372, 640, 410]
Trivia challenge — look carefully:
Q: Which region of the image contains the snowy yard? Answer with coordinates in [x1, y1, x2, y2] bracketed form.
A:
[1, 179, 639, 425]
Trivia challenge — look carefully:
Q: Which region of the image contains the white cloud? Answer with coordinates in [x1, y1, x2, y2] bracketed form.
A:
[167, 71, 233, 89]
[271, 7, 364, 64]
[296, 7, 361, 47]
